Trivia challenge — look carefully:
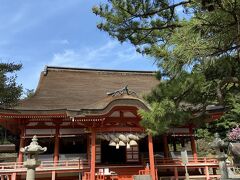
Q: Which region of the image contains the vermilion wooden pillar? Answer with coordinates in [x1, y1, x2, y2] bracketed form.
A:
[189, 127, 197, 161]
[163, 135, 169, 158]
[11, 173, 16, 180]
[87, 135, 90, 165]
[18, 128, 25, 163]
[52, 125, 60, 180]
[53, 126, 60, 163]
[90, 129, 96, 180]
[174, 167, 179, 180]
[148, 134, 156, 180]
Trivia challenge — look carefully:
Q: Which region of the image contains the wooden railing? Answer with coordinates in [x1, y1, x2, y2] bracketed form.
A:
[0, 157, 220, 179]
[155, 157, 218, 166]
[0, 159, 89, 173]
[155, 157, 219, 180]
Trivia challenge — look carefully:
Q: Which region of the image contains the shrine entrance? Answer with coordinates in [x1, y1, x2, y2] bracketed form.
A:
[101, 140, 126, 164]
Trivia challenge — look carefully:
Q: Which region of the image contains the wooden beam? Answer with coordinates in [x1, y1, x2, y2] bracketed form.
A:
[11, 173, 16, 180]
[104, 117, 140, 123]
[75, 106, 139, 120]
[148, 134, 156, 180]
[25, 119, 69, 122]
[0, 113, 67, 119]
[25, 126, 56, 129]
[163, 135, 169, 158]
[87, 135, 90, 165]
[51, 123, 61, 180]
[90, 129, 96, 180]
[95, 127, 144, 132]
[189, 127, 198, 161]
[53, 126, 60, 163]
[51, 171, 56, 180]
[18, 127, 25, 163]
[174, 167, 179, 180]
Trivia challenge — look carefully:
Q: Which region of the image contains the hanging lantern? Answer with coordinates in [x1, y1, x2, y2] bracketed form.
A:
[128, 134, 139, 140]
[103, 134, 111, 141]
[119, 141, 125, 146]
[118, 134, 127, 142]
[110, 134, 119, 142]
[97, 134, 105, 140]
[136, 133, 146, 139]
[126, 133, 131, 142]
[109, 140, 116, 146]
[126, 142, 130, 149]
[129, 140, 137, 146]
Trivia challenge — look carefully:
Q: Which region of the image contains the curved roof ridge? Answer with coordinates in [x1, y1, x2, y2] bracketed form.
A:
[45, 65, 156, 74]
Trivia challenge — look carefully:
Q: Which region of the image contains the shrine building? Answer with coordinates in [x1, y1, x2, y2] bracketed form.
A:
[0, 66, 222, 180]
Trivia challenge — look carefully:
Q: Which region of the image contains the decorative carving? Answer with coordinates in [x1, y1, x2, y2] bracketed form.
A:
[107, 85, 137, 96]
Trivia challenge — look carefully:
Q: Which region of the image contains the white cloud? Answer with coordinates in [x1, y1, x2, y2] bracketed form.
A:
[50, 39, 69, 45]
[50, 49, 88, 67]
[49, 40, 149, 69]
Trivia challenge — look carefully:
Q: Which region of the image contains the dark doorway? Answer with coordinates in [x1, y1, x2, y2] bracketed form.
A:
[101, 140, 126, 164]
[59, 135, 87, 154]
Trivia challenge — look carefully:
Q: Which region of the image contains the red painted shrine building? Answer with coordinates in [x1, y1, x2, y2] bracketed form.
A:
[0, 66, 221, 180]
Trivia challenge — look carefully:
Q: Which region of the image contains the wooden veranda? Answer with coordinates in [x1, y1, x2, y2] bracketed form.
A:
[0, 157, 220, 180]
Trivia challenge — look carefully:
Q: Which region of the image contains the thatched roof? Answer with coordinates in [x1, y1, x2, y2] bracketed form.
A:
[16, 66, 159, 111]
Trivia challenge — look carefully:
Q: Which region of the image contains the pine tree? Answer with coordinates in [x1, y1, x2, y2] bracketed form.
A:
[93, 0, 240, 136]
[0, 62, 22, 144]
[0, 63, 22, 108]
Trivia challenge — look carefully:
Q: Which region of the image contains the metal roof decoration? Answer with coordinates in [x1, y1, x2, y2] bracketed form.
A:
[107, 85, 137, 97]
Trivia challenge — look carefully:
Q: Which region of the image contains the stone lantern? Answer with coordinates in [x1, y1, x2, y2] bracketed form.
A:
[210, 133, 229, 180]
[20, 135, 47, 180]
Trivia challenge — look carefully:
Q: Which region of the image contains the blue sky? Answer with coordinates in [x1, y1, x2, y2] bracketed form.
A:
[0, 0, 157, 91]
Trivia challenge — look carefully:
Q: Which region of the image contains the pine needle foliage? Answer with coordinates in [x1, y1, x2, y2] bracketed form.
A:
[93, 0, 240, 136]
[0, 62, 22, 108]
